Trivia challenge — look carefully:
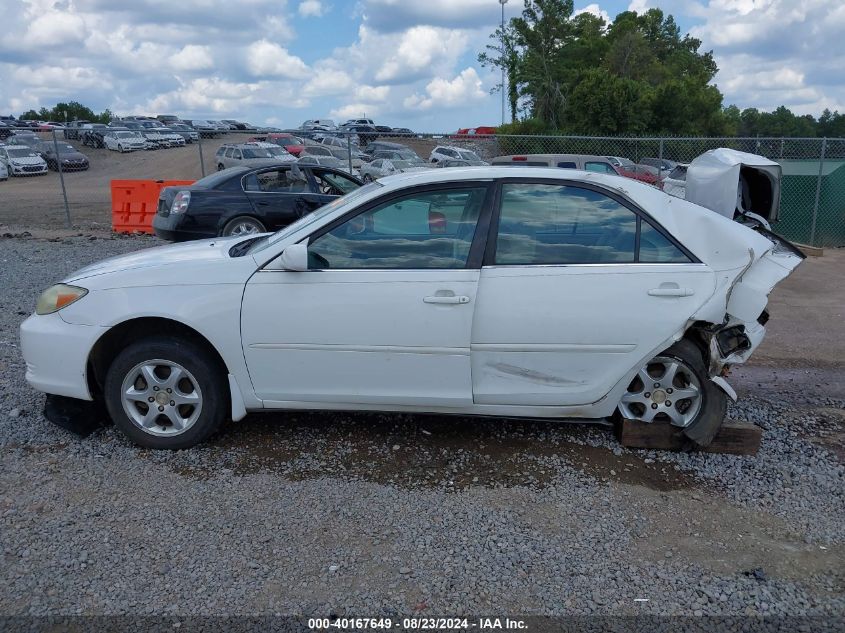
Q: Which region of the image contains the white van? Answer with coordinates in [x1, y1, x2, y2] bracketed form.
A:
[491, 153, 619, 174]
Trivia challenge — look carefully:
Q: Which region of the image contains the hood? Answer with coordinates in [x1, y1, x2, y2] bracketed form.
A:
[9, 155, 45, 165]
[60, 152, 87, 161]
[64, 237, 247, 286]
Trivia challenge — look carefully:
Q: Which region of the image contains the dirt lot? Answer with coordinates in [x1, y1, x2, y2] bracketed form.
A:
[0, 155, 842, 619]
[0, 132, 449, 231]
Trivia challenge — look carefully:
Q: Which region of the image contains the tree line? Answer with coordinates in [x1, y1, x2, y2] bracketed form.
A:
[17, 102, 114, 125]
[479, 0, 845, 138]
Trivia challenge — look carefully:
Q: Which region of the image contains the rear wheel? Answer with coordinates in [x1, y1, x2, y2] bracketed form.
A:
[617, 339, 726, 446]
[221, 216, 266, 237]
[104, 336, 227, 449]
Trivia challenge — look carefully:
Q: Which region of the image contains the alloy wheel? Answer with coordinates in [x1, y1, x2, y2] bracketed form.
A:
[120, 359, 203, 437]
[618, 355, 702, 427]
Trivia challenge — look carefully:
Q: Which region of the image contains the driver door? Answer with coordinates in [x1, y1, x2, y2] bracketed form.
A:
[241, 183, 492, 407]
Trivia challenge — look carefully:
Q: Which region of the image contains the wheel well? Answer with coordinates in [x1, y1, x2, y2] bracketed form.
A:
[683, 321, 716, 363]
[87, 317, 230, 398]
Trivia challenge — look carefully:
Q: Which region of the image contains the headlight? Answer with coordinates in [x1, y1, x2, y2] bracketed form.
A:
[36, 284, 88, 315]
[171, 190, 191, 214]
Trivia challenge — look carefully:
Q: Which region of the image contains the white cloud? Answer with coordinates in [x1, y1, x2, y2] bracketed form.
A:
[404, 67, 485, 111]
[24, 8, 87, 46]
[302, 69, 355, 97]
[171, 45, 214, 72]
[298, 0, 326, 17]
[691, 0, 845, 114]
[374, 25, 469, 82]
[627, 0, 649, 12]
[329, 102, 383, 120]
[574, 4, 610, 24]
[245, 40, 309, 79]
[355, 85, 390, 102]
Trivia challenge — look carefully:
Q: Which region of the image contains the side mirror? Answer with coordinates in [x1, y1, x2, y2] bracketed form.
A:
[268, 243, 309, 271]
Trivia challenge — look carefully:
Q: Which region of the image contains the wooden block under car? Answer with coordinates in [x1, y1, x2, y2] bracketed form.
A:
[617, 418, 763, 455]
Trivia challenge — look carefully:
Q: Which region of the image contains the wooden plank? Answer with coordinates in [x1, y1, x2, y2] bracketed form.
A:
[618, 418, 762, 455]
[793, 242, 824, 257]
[702, 421, 762, 455]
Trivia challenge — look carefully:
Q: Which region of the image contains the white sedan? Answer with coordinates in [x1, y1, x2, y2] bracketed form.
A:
[20, 168, 803, 449]
[103, 131, 147, 152]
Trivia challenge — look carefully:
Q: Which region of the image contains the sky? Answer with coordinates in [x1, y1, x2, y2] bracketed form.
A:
[0, 0, 841, 131]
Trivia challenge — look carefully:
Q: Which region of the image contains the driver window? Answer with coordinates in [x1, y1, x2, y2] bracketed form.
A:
[312, 169, 361, 195]
[307, 187, 487, 269]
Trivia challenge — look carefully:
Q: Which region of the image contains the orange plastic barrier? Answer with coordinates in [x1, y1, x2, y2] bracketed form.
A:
[111, 179, 195, 234]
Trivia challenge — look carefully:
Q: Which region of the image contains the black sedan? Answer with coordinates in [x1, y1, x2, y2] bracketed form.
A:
[38, 141, 89, 171]
[153, 162, 363, 241]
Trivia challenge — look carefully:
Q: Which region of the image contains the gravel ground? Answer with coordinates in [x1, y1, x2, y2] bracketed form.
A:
[0, 233, 843, 618]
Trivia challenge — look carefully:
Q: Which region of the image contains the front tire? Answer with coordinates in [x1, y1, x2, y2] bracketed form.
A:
[104, 336, 228, 449]
[217, 163, 225, 171]
[363, 174, 373, 183]
[617, 339, 726, 447]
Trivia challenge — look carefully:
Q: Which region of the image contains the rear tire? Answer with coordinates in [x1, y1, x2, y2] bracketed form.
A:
[104, 335, 227, 449]
[221, 216, 266, 237]
[618, 339, 726, 447]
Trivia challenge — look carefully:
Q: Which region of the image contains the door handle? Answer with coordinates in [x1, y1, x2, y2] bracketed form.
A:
[423, 295, 470, 305]
[648, 287, 694, 297]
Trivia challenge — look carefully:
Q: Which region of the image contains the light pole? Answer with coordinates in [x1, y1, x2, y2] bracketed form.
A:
[499, 0, 508, 125]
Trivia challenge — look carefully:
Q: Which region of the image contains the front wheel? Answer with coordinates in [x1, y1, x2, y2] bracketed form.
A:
[104, 336, 228, 449]
[221, 216, 266, 237]
[217, 163, 225, 171]
[363, 174, 373, 183]
[617, 339, 726, 446]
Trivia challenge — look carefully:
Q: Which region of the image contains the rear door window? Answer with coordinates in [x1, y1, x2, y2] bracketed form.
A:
[494, 183, 637, 265]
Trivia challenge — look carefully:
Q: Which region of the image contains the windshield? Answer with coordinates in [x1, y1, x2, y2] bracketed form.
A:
[116, 132, 136, 138]
[265, 146, 288, 156]
[392, 160, 417, 169]
[55, 144, 76, 153]
[242, 148, 273, 158]
[458, 150, 481, 161]
[8, 148, 38, 158]
[249, 181, 384, 254]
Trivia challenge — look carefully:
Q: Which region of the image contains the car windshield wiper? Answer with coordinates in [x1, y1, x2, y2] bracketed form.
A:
[229, 236, 264, 257]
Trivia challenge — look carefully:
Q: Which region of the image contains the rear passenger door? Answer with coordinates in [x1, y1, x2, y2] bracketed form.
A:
[242, 166, 325, 229]
[471, 180, 716, 407]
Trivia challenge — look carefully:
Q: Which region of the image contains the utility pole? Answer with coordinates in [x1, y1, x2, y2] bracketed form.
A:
[499, 0, 508, 125]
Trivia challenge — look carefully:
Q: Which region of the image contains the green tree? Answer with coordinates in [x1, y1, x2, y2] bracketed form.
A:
[483, 3, 725, 135]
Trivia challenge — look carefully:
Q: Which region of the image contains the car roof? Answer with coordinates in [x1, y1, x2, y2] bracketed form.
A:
[493, 153, 612, 162]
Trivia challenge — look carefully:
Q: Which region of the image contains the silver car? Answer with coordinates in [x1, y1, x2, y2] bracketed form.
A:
[215, 144, 279, 170]
[358, 158, 433, 182]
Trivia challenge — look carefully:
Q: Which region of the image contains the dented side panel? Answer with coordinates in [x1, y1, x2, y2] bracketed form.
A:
[471, 264, 716, 406]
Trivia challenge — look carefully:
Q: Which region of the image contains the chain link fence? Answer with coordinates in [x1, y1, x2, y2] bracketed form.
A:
[1, 128, 842, 247]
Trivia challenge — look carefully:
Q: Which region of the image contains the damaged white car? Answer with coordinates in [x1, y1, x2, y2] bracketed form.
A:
[20, 167, 803, 449]
[668, 148, 782, 231]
